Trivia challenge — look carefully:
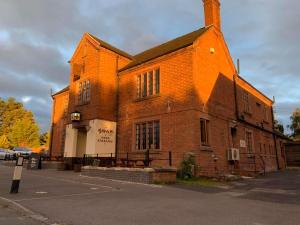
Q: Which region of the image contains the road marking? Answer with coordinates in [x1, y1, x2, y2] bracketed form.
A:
[0, 196, 49, 224]
[35, 191, 48, 194]
[90, 187, 98, 190]
[14, 190, 116, 202]
[250, 188, 297, 195]
[28, 173, 116, 190]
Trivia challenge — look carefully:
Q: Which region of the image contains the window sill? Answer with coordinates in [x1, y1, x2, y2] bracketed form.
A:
[200, 145, 213, 152]
[76, 102, 90, 107]
[134, 94, 160, 102]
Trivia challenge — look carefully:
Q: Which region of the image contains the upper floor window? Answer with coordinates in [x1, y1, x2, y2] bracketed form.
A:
[77, 80, 91, 105]
[243, 91, 251, 113]
[200, 119, 210, 146]
[136, 68, 160, 99]
[135, 120, 160, 150]
[263, 105, 269, 121]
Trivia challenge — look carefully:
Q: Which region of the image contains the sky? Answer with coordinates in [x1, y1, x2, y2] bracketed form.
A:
[0, 0, 299, 133]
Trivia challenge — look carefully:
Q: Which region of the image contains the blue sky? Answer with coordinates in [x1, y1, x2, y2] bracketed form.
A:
[0, 0, 299, 133]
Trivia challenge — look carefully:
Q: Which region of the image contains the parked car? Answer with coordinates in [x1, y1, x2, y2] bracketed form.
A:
[4, 149, 16, 160]
[13, 147, 32, 159]
[0, 149, 9, 160]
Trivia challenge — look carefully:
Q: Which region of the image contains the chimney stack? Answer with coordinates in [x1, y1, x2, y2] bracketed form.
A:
[203, 0, 221, 31]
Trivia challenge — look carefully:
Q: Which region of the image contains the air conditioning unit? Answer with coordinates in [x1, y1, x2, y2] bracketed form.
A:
[228, 148, 240, 161]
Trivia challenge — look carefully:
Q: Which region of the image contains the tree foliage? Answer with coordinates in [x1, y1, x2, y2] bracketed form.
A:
[288, 108, 300, 141]
[40, 131, 50, 147]
[274, 119, 284, 134]
[0, 97, 41, 148]
[0, 135, 10, 149]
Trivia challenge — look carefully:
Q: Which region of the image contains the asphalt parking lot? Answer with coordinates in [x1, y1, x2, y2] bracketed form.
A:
[0, 164, 299, 225]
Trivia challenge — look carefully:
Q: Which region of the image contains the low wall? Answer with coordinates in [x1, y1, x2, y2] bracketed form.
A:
[81, 166, 177, 184]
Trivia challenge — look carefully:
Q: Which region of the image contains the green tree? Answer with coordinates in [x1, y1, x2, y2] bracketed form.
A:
[9, 118, 40, 148]
[0, 97, 41, 148]
[0, 97, 33, 136]
[0, 135, 10, 149]
[288, 108, 300, 141]
[40, 131, 50, 147]
[274, 119, 284, 134]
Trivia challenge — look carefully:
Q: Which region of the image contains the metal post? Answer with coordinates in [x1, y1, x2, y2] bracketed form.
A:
[10, 157, 24, 194]
[169, 151, 172, 167]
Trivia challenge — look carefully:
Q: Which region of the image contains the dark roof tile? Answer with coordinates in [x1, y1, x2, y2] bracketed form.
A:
[119, 27, 209, 72]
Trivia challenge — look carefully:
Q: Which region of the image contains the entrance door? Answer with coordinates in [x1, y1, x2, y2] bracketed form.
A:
[76, 129, 87, 157]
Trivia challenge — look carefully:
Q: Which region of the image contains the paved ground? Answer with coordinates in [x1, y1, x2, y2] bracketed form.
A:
[0, 164, 299, 225]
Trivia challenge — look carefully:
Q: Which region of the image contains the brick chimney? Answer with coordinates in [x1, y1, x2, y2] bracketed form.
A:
[203, 0, 221, 31]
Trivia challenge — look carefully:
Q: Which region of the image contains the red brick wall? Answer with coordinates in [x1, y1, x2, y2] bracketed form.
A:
[51, 91, 69, 157]
[68, 34, 131, 125]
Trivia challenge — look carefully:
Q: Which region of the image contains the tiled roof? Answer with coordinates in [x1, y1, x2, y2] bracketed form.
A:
[52, 86, 69, 97]
[119, 27, 209, 72]
[88, 33, 133, 59]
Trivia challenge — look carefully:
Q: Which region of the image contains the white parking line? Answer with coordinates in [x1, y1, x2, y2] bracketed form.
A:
[0, 196, 49, 224]
[28, 173, 116, 190]
[14, 190, 116, 202]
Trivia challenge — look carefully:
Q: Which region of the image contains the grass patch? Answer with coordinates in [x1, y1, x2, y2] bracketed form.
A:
[176, 177, 226, 188]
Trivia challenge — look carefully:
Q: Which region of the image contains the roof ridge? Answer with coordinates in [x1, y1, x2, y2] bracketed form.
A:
[87, 33, 133, 59]
[119, 26, 209, 72]
[133, 27, 206, 57]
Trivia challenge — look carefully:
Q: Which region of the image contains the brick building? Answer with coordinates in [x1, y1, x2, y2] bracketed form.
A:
[50, 0, 286, 176]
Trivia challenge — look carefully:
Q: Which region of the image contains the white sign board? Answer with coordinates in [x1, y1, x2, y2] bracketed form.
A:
[240, 140, 246, 148]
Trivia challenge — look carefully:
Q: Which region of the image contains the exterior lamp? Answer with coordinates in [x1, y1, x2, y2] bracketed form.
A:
[71, 111, 81, 122]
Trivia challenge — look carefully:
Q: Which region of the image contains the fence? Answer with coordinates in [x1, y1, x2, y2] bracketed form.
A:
[82, 151, 173, 168]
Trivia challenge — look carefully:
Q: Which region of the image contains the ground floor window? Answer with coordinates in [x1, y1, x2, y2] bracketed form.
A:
[245, 131, 253, 153]
[136, 121, 160, 150]
[200, 119, 210, 146]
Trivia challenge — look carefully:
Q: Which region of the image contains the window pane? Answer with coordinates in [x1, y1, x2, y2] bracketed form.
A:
[143, 73, 147, 97]
[136, 124, 141, 150]
[148, 71, 153, 96]
[200, 120, 206, 145]
[246, 132, 253, 153]
[155, 69, 160, 94]
[148, 122, 153, 149]
[86, 80, 90, 102]
[137, 75, 141, 98]
[142, 123, 147, 150]
[154, 121, 160, 149]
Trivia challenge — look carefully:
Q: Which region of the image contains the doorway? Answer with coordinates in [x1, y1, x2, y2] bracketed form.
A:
[76, 129, 87, 157]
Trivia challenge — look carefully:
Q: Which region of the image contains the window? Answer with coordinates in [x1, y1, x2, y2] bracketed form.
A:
[137, 75, 142, 98]
[77, 80, 91, 105]
[136, 68, 160, 99]
[155, 68, 160, 94]
[143, 73, 147, 97]
[148, 71, 153, 96]
[136, 120, 160, 150]
[245, 131, 253, 153]
[243, 91, 251, 113]
[200, 119, 210, 146]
